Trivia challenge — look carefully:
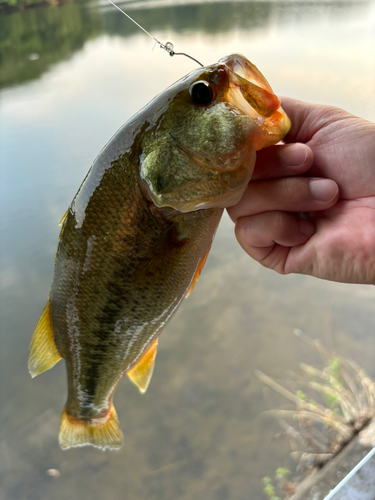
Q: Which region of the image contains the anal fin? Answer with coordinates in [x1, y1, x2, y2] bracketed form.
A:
[127, 339, 158, 393]
[28, 298, 62, 378]
[185, 246, 211, 298]
[59, 405, 123, 450]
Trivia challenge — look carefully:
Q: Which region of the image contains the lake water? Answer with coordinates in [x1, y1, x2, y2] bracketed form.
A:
[1, 1, 375, 499]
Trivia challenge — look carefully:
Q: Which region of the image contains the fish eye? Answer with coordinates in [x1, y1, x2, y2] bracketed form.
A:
[189, 81, 214, 105]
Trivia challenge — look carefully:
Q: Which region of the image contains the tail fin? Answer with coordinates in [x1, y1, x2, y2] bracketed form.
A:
[58, 405, 123, 450]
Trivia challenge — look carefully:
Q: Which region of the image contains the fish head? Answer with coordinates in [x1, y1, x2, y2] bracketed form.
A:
[140, 54, 290, 213]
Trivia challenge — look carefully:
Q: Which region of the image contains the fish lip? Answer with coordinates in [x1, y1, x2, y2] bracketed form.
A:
[220, 54, 273, 92]
[221, 55, 281, 119]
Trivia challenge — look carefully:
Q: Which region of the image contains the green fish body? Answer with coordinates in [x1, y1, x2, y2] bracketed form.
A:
[29, 54, 290, 450]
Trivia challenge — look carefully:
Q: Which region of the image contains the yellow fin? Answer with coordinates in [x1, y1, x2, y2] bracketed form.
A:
[59, 405, 123, 450]
[127, 339, 158, 393]
[58, 209, 69, 226]
[185, 246, 211, 298]
[28, 299, 62, 378]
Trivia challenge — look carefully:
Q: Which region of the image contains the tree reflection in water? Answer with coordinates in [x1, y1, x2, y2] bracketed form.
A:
[0, 0, 366, 89]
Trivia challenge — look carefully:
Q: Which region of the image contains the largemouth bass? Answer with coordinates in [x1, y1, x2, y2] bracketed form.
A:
[29, 54, 290, 450]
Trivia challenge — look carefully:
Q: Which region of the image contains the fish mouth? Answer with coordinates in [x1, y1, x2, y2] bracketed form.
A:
[223, 54, 291, 150]
[221, 54, 275, 94]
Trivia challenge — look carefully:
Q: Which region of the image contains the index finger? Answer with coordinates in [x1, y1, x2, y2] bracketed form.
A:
[280, 97, 350, 144]
[251, 142, 313, 181]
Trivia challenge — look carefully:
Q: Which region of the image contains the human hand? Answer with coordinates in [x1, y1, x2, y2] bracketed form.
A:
[227, 97, 375, 284]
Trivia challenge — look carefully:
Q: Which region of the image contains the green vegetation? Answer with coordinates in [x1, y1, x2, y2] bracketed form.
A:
[263, 476, 280, 500]
[262, 469, 294, 500]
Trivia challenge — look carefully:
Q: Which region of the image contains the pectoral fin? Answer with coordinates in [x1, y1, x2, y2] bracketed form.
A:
[127, 339, 158, 393]
[58, 209, 69, 226]
[28, 298, 62, 378]
[185, 246, 211, 298]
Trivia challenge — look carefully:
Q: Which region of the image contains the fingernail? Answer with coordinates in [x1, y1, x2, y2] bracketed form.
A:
[299, 218, 315, 237]
[280, 144, 308, 166]
[310, 179, 338, 202]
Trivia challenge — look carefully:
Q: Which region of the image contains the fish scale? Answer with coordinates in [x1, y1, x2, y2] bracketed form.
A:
[54, 168, 222, 419]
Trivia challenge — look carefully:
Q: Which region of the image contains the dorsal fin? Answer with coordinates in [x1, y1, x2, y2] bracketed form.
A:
[28, 298, 62, 378]
[127, 339, 158, 393]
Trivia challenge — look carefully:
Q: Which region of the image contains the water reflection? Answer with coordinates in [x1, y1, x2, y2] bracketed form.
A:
[101, 1, 274, 35]
[0, 0, 370, 88]
[1, 1, 375, 499]
[0, 3, 103, 89]
[101, 0, 369, 36]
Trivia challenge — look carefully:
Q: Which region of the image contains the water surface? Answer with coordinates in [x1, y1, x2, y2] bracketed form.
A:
[1, 1, 375, 499]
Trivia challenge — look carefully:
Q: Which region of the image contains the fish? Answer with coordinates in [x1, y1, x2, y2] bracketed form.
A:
[28, 54, 290, 450]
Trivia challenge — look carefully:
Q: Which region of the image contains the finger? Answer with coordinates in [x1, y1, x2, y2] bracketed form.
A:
[234, 211, 315, 274]
[280, 97, 348, 144]
[228, 177, 339, 223]
[279, 97, 317, 143]
[252, 143, 313, 181]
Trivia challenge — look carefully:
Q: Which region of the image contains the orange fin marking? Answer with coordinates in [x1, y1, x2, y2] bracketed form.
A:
[127, 339, 158, 394]
[28, 298, 62, 378]
[185, 246, 211, 298]
[59, 405, 123, 450]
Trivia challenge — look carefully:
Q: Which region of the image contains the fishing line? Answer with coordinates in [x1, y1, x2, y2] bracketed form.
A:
[106, 0, 204, 67]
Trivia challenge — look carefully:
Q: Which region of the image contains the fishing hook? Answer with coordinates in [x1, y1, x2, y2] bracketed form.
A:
[157, 41, 203, 67]
[106, 0, 204, 67]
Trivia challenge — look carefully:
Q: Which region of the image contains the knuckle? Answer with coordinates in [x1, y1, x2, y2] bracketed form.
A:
[271, 211, 288, 232]
[235, 217, 252, 241]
